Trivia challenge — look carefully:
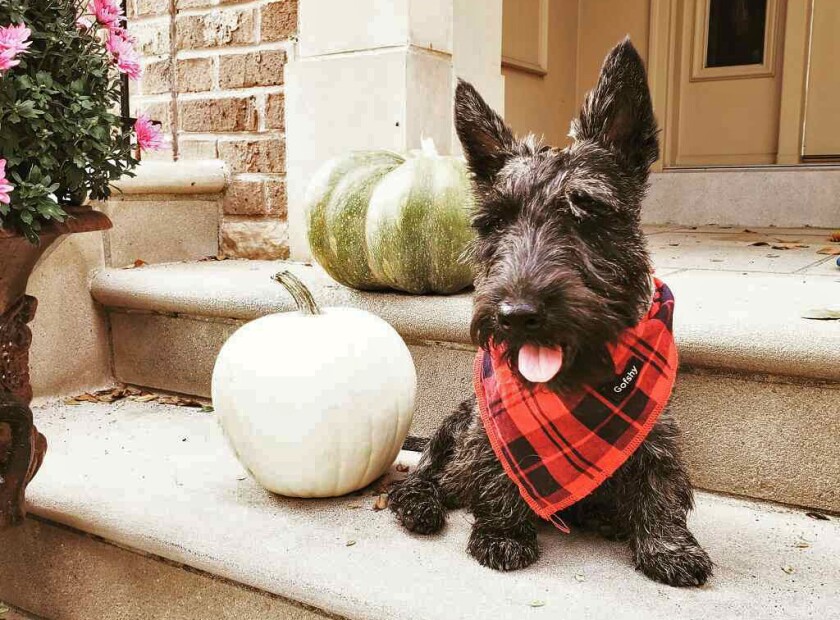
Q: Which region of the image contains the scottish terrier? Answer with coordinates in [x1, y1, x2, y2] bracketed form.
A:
[389, 39, 713, 587]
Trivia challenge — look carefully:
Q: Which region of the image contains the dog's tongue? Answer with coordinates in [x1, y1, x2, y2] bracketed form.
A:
[517, 344, 564, 383]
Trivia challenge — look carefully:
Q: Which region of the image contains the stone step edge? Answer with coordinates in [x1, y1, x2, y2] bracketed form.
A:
[90, 261, 840, 383]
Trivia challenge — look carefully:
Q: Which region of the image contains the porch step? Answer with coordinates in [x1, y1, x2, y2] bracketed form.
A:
[90, 227, 840, 512]
[2, 400, 838, 620]
[100, 160, 226, 268]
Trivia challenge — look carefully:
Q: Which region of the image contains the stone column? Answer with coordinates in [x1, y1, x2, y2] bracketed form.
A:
[285, 0, 503, 260]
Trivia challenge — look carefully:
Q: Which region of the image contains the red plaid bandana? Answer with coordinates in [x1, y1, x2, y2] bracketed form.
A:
[474, 278, 677, 532]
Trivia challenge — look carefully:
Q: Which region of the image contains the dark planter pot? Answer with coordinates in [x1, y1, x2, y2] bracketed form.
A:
[0, 206, 111, 529]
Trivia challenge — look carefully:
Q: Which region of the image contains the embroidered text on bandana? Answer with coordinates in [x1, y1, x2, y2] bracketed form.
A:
[474, 279, 678, 532]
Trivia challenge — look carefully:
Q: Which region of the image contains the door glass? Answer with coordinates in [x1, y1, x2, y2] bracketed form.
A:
[706, 0, 767, 67]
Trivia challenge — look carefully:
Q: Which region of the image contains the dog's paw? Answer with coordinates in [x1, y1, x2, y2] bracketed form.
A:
[468, 524, 539, 572]
[389, 478, 446, 535]
[635, 532, 713, 587]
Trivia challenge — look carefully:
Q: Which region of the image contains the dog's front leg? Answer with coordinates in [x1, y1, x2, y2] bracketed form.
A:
[615, 413, 713, 587]
[464, 425, 539, 571]
[389, 399, 472, 534]
[467, 467, 539, 571]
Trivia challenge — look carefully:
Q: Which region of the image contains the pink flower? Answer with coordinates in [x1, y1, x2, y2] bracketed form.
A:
[106, 30, 142, 80]
[90, 0, 123, 27]
[0, 23, 31, 73]
[0, 159, 13, 205]
[134, 114, 164, 152]
[0, 49, 20, 72]
[0, 24, 32, 56]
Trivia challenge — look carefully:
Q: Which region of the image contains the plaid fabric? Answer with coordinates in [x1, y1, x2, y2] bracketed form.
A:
[474, 278, 678, 532]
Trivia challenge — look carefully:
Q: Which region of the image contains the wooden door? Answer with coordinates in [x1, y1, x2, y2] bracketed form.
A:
[668, 0, 787, 166]
[802, 0, 840, 160]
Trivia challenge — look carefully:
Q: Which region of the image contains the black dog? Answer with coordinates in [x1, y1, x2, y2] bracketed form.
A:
[390, 39, 713, 587]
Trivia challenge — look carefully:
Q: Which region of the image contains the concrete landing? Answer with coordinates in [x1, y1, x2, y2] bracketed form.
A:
[2, 400, 838, 620]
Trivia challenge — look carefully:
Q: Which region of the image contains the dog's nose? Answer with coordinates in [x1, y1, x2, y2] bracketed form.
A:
[497, 301, 542, 332]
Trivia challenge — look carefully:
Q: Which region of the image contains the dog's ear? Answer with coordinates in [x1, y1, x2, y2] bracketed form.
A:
[570, 38, 659, 172]
[455, 79, 515, 184]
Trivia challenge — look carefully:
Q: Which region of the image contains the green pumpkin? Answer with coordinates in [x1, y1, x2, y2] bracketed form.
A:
[305, 139, 476, 295]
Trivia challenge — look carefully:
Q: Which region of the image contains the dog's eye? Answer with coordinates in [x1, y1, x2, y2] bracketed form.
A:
[566, 191, 599, 219]
[472, 200, 519, 233]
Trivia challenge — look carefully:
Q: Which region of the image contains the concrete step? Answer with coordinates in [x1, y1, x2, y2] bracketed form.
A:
[3, 400, 838, 620]
[643, 167, 840, 228]
[100, 160, 226, 268]
[89, 227, 840, 511]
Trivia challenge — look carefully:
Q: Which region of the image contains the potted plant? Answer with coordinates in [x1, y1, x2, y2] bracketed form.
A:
[0, 0, 163, 528]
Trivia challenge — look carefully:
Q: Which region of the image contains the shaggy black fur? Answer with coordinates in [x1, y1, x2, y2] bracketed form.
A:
[390, 39, 713, 587]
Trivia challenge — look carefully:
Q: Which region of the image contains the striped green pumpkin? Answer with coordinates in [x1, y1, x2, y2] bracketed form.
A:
[305, 139, 475, 295]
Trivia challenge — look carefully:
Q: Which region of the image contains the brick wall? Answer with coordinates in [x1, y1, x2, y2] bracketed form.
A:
[127, 0, 297, 259]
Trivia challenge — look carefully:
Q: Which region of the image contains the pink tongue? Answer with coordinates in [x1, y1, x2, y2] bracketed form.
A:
[517, 344, 564, 383]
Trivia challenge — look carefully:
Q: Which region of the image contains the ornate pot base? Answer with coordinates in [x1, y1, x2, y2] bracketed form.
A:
[0, 207, 111, 529]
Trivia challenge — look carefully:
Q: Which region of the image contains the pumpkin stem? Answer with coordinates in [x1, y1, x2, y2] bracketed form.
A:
[272, 270, 322, 315]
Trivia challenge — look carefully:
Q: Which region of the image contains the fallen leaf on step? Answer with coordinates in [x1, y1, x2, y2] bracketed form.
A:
[132, 394, 157, 402]
[829, 231, 840, 242]
[817, 246, 840, 255]
[122, 259, 147, 269]
[793, 541, 811, 549]
[157, 395, 204, 408]
[529, 600, 546, 608]
[770, 242, 808, 250]
[0, 603, 9, 617]
[574, 573, 586, 582]
[806, 511, 830, 520]
[750, 241, 770, 247]
[71, 392, 99, 403]
[373, 493, 389, 511]
[781, 565, 795, 574]
[801, 309, 840, 321]
[345, 540, 357, 547]
[395, 463, 410, 473]
[63, 398, 82, 406]
[201, 405, 214, 413]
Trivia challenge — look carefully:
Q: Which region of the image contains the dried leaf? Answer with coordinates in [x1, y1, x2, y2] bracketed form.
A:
[80, 393, 101, 402]
[201, 405, 215, 413]
[0, 604, 9, 617]
[529, 600, 546, 608]
[63, 398, 82, 406]
[574, 573, 586, 582]
[806, 511, 830, 521]
[781, 565, 795, 574]
[345, 540, 357, 547]
[770, 242, 808, 250]
[749, 241, 770, 247]
[793, 541, 810, 549]
[134, 259, 147, 268]
[347, 504, 364, 509]
[373, 493, 389, 511]
[817, 246, 840, 255]
[829, 231, 840, 242]
[133, 394, 157, 402]
[802, 309, 840, 321]
[157, 395, 203, 407]
[395, 464, 410, 473]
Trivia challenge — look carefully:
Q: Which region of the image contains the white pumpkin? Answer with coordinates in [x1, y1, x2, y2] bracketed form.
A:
[211, 271, 416, 497]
